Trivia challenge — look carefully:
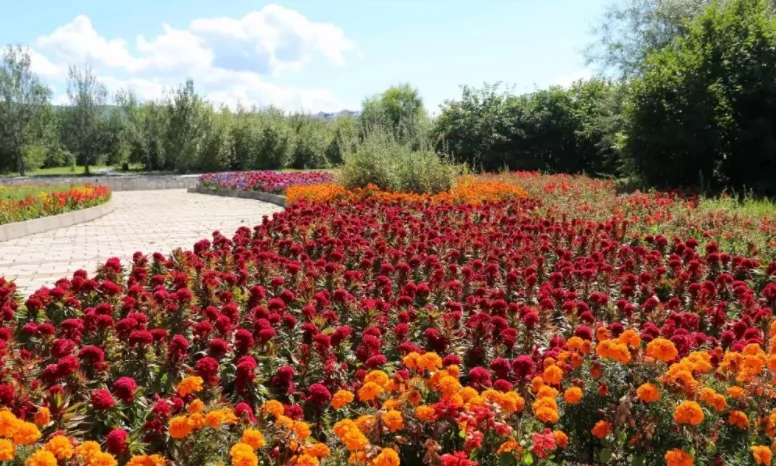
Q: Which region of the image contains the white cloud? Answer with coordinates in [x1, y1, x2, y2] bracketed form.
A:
[27, 4, 356, 112]
[553, 69, 593, 88]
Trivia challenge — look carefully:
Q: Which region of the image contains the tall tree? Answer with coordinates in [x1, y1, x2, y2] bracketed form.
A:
[0, 45, 52, 175]
[62, 65, 107, 175]
[164, 79, 207, 173]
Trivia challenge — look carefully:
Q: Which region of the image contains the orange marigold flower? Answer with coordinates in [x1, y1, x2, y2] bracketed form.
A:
[674, 401, 704, 426]
[358, 382, 384, 402]
[261, 400, 284, 418]
[618, 329, 641, 347]
[415, 405, 437, 422]
[295, 454, 319, 466]
[665, 449, 694, 466]
[0, 410, 17, 438]
[302, 443, 331, 459]
[75, 441, 101, 460]
[567, 336, 585, 351]
[241, 429, 266, 450]
[636, 383, 661, 403]
[553, 430, 569, 448]
[292, 421, 311, 440]
[332, 390, 355, 409]
[341, 428, 369, 451]
[230, 442, 258, 466]
[497, 439, 522, 455]
[373, 447, 400, 466]
[34, 407, 50, 427]
[543, 365, 563, 385]
[752, 445, 773, 465]
[381, 410, 404, 433]
[189, 413, 205, 430]
[728, 410, 749, 429]
[727, 386, 746, 399]
[12, 421, 41, 445]
[177, 376, 204, 397]
[646, 338, 678, 362]
[439, 376, 462, 398]
[402, 352, 420, 370]
[0, 438, 13, 461]
[23, 450, 57, 466]
[44, 435, 74, 460]
[364, 370, 390, 388]
[168, 416, 193, 439]
[417, 352, 443, 372]
[531, 376, 545, 393]
[591, 420, 612, 439]
[187, 399, 205, 414]
[563, 387, 583, 404]
[535, 407, 559, 424]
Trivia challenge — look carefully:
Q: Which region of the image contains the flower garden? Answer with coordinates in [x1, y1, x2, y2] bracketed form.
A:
[1, 172, 776, 465]
[196, 172, 335, 195]
[0, 184, 111, 225]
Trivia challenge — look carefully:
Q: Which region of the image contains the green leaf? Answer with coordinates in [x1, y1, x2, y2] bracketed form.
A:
[458, 429, 466, 438]
[632, 455, 646, 466]
[499, 453, 517, 466]
[521, 453, 534, 465]
[598, 449, 613, 463]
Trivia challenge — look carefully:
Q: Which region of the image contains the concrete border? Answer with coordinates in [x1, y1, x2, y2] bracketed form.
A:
[188, 186, 286, 207]
[0, 199, 114, 242]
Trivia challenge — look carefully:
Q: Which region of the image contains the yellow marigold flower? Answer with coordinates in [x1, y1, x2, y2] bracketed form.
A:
[402, 352, 420, 370]
[381, 410, 404, 432]
[364, 370, 389, 388]
[591, 420, 612, 439]
[276, 415, 294, 430]
[12, 421, 41, 445]
[75, 441, 101, 460]
[358, 382, 384, 402]
[302, 443, 330, 458]
[261, 400, 284, 418]
[0, 410, 18, 438]
[187, 399, 205, 414]
[332, 390, 355, 409]
[553, 430, 569, 448]
[415, 405, 436, 422]
[230, 442, 258, 466]
[240, 429, 265, 450]
[665, 449, 693, 466]
[44, 435, 73, 460]
[636, 383, 661, 402]
[646, 338, 678, 362]
[752, 445, 773, 465]
[674, 401, 704, 426]
[372, 447, 400, 466]
[563, 387, 583, 404]
[417, 352, 443, 372]
[23, 449, 57, 466]
[0, 438, 13, 461]
[543, 365, 563, 385]
[168, 416, 193, 439]
[728, 410, 749, 429]
[34, 407, 50, 427]
[177, 376, 204, 397]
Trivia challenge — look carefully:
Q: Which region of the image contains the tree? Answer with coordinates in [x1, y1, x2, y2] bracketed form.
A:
[164, 79, 207, 173]
[62, 65, 108, 175]
[625, 0, 776, 193]
[361, 84, 428, 144]
[0, 45, 52, 175]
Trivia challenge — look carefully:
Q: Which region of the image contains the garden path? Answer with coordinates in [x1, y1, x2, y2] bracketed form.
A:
[0, 189, 283, 295]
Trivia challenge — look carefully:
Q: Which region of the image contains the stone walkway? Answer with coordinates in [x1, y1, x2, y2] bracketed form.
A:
[0, 190, 283, 295]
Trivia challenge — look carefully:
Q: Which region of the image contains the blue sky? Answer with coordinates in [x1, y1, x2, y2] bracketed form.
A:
[0, 0, 611, 113]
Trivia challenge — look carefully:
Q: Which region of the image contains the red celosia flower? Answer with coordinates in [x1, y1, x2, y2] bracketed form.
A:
[91, 389, 116, 410]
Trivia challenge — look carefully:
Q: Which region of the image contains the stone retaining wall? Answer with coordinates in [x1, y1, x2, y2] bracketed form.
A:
[0, 200, 115, 242]
[188, 186, 286, 207]
[0, 175, 200, 191]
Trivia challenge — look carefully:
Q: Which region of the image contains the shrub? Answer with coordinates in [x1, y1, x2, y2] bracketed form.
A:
[338, 132, 458, 194]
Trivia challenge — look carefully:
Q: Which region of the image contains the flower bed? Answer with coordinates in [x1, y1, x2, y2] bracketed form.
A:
[0, 174, 775, 465]
[0, 184, 111, 225]
[197, 171, 335, 194]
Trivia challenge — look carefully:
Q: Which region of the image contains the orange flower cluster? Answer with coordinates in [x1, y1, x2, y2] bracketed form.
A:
[285, 177, 528, 205]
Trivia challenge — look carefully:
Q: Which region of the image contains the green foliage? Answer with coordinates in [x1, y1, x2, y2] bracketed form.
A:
[624, 0, 776, 193]
[434, 80, 624, 175]
[338, 129, 457, 194]
[61, 65, 108, 174]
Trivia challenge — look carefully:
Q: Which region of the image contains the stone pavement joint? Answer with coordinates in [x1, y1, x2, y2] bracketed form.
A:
[0, 189, 283, 296]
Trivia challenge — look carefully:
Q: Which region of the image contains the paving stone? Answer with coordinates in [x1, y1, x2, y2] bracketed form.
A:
[0, 189, 282, 295]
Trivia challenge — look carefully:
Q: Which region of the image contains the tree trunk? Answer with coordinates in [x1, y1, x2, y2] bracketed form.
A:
[15, 150, 25, 176]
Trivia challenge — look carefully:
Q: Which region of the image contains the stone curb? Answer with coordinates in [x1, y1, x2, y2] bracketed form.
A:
[0, 175, 200, 191]
[0, 199, 115, 242]
[187, 187, 286, 207]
